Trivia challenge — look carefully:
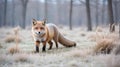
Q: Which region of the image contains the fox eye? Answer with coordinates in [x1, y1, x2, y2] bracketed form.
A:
[40, 27, 44, 30]
[35, 27, 38, 29]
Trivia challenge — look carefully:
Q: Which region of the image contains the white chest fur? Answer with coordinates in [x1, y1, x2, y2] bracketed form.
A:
[34, 36, 46, 42]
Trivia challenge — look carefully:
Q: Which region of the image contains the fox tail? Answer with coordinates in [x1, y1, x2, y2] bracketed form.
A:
[58, 33, 76, 47]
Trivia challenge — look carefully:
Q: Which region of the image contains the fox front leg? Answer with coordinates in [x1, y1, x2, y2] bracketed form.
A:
[42, 42, 46, 52]
[35, 41, 40, 52]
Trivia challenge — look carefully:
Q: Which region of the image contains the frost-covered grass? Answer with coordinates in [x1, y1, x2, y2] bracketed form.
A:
[0, 26, 119, 67]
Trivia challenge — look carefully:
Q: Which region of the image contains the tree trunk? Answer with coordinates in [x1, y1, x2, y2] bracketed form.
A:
[3, 0, 7, 26]
[86, 0, 92, 31]
[113, 1, 118, 24]
[56, 0, 61, 25]
[119, 23, 120, 38]
[12, 0, 15, 27]
[22, 5, 27, 28]
[21, 0, 28, 29]
[95, 0, 99, 27]
[0, 0, 4, 27]
[101, 0, 105, 25]
[69, 0, 73, 30]
[107, 0, 115, 32]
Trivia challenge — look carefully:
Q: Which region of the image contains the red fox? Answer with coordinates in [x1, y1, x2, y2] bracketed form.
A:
[32, 19, 76, 52]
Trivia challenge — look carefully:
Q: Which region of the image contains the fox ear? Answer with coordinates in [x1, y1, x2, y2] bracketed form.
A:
[32, 19, 37, 25]
[43, 19, 46, 26]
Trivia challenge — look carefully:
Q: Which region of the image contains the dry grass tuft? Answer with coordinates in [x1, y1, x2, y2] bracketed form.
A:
[7, 46, 20, 54]
[4, 26, 21, 43]
[93, 39, 116, 54]
[88, 31, 118, 42]
[4, 35, 15, 43]
[6, 26, 21, 54]
[4, 35, 21, 43]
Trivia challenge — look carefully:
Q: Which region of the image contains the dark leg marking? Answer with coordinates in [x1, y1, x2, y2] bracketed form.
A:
[48, 41, 53, 50]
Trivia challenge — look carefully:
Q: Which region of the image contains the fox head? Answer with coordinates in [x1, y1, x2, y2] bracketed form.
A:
[32, 19, 46, 37]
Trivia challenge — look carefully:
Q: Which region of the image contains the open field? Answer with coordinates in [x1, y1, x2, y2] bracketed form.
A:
[0, 26, 119, 67]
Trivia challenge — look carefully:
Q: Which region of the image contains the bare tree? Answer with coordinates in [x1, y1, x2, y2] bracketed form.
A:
[119, 23, 120, 38]
[69, 0, 73, 30]
[86, 0, 92, 31]
[0, 0, 4, 27]
[113, 0, 118, 24]
[57, 1, 60, 21]
[107, 0, 115, 32]
[95, 0, 99, 27]
[101, 0, 106, 25]
[12, 0, 15, 27]
[3, 0, 7, 26]
[20, 0, 29, 28]
[56, 0, 61, 25]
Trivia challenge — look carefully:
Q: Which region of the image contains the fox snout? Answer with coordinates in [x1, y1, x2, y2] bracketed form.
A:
[35, 31, 41, 35]
[38, 32, 41, 34]
[35, 30, 45, 37]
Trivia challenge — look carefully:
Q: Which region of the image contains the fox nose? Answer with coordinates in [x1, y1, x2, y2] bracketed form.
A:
[38, 32, 40, 34]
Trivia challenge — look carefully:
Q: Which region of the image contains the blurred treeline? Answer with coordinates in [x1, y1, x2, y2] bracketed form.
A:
[0, 0, 120, 30]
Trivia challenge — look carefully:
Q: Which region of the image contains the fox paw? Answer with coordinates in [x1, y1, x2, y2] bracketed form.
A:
[42, 49, 46, 52]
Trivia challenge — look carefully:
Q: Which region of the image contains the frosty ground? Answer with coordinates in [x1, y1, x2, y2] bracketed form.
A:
[0, 26, 119, 67]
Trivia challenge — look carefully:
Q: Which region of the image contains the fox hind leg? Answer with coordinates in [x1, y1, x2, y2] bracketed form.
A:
[53, 38, 58, 48]
[53, 37, 59, 48]
[48, 41, 53, 50]
[53, 31, 59, 48]
[55, 41, 58, 48]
